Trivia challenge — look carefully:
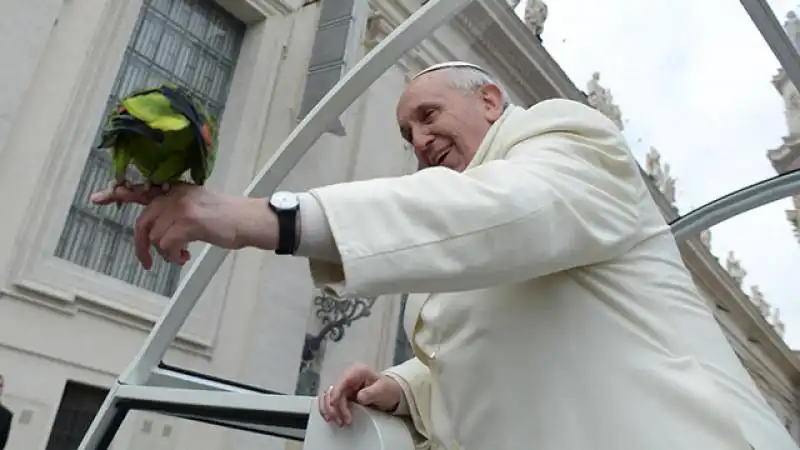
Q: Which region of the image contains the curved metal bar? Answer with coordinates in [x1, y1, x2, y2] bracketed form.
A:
[669, 169, 800, 242]
[303, 404, 419, 450]
[119, 0, 477, 384]
[739, 0, 800, 96]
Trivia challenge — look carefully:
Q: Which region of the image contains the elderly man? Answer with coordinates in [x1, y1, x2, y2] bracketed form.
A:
[92, 62, 793, 450]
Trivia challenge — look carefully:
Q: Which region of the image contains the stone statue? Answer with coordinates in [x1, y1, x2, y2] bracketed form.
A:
[782, 86, 800, 137]
[604, 90, 624, 130]
[645, 147, 664, 186]
[761, 299, 772, 321]
[586, 72, 624, 130]
[364, 10, 385, 49]
[785, 11, 800, 51]
[524, 0, 548, 37]
[725, 251, 747, 286]
[787, 195, 800, 243]
[778, 11, 800, 136]
[587, 72, 602, 97]
[749, 285, 767, 315]
[661, 163, 677, 205]
[700, 229, 711, 249]
[788, 210, 800, 243]
[506, 0, 522, 8]
[772, 308, 786, 338]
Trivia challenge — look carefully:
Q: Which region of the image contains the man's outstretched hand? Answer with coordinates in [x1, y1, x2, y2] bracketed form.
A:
[319, 363, 404, 427]
[90, 182, 278, 269]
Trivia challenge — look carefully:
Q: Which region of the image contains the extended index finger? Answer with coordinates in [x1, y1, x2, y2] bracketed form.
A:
[89, 182, 162, 206]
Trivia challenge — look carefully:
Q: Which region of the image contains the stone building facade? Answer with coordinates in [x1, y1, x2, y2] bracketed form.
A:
[768, 11, 800, 243]
[0, 1, 796, 449]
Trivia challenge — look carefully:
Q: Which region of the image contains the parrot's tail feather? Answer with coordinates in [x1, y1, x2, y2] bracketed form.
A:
[110, 115, 166, 143]
[159, 86, 210, 173]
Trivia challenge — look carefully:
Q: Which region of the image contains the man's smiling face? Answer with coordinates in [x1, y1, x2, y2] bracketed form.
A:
[396, 69, 505, 172]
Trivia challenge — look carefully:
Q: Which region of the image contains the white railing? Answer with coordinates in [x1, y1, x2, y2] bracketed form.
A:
[77, 367, 420, 450]
[304, 403, 419, 450]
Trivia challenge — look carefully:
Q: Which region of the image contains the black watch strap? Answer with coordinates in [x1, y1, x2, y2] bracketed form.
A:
[269, 198, 299, 255]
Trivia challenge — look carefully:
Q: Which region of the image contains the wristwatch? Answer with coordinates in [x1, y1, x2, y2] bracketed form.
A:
[268, 191, 300, 255]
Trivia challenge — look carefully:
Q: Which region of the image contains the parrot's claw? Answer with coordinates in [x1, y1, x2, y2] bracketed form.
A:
[143, 180, 171, 194]
[109, 179, 130, 211]
[110, 178, 130, 192]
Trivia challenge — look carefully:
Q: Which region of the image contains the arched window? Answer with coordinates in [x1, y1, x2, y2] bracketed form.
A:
[55, 0, 245, 296]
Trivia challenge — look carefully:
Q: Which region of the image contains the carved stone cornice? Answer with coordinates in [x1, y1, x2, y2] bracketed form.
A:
[365, 0, 583, 104]
[216, 0, 293, 23]
[365, 0, 454, 79]
[680, 238, 800, 383]
[452, 1, 580, 106]
[641, 155, 798, 381]
[733, 333, 797, 406]
[468, 0, 584, 101]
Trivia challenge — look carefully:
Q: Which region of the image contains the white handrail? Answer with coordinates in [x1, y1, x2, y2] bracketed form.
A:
[304, 404, 419, 450]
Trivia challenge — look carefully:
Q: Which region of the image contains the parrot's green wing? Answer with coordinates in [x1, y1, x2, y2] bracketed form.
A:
[121, 88, 191, 132]
[95, 84, 219, 190]
[157, 86, 218, 185]
[99, 114, 165, 153]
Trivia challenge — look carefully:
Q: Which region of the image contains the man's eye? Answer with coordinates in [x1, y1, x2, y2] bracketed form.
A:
[421, 109, 435, 123]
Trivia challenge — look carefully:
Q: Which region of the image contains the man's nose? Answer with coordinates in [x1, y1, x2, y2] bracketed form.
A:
[412, 133, 434, 155]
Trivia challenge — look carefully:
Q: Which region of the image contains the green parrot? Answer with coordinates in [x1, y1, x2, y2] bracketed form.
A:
[98, 84, 218, 204]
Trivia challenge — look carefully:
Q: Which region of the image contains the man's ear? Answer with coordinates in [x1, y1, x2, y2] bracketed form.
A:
[480, 84, 505, 122]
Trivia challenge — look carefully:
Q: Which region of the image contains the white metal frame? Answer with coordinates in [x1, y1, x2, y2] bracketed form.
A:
[670, 0, 800, 238]
[77, 0, 472, 448]
[77, 0, 800, 449]
[670, 169, 800, 240]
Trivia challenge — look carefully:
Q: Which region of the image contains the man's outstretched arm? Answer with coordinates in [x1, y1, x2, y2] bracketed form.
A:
[295, 101, 644, 296]
[88, 101, 643, 292]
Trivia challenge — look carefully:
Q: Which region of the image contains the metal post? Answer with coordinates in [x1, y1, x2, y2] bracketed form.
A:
[739, 0, 800, 93]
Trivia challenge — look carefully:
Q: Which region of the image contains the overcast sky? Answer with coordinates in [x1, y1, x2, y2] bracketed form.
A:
[513, 0, 800, 347]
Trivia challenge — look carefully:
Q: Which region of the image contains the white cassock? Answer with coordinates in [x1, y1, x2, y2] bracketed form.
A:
[307, 99, 795, 450]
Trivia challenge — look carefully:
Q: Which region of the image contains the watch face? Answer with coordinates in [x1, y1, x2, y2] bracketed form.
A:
[271, 191, 299, 210]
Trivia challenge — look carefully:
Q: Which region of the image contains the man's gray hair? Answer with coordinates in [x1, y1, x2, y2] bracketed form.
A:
[412, 61, 512, 108]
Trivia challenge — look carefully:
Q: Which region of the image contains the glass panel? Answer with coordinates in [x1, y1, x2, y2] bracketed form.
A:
[690, 197, 800, 431]
[539, 0, 798, 210]
[56, 0, 245, 297]
[769, 7, 800, 176]
[538, 0, 800, 433]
